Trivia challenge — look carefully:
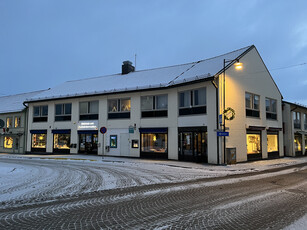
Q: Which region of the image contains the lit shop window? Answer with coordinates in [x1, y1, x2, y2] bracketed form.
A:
[246, 133, 261, 154]
[305, 136, 307, 153]
[33, 105, 48, 122]
[54, 134, 70, 150]
[79, 101, 99, 120]
[14, 117, 21, 128]
[6, 117, 12, 128]
[108, 98, 131, 119]
[141, 95, 168, 118]
[245, 92, 260, 118]
[55, 103, 72, 121]
[141, 133, 167, 153]
[179, 88, 206, 116]
[110, 135, 117, 148]
[32, 134, 47, 149]
[266, 98, 277, 120]
[267, 134, 278, 152]
[4, 137, 13, 149]
[294, 134, 302, 152]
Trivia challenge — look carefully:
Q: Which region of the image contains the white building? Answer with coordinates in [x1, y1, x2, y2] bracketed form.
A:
[24, 45, 283, 164]
[0, 91, 45, 154]
[282, 101, 307, 157]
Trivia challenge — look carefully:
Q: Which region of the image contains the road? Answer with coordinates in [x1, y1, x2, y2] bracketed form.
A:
[0, 158, 306, 229]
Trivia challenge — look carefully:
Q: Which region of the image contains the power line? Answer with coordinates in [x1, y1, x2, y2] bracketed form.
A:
[270, 62, 307, 71]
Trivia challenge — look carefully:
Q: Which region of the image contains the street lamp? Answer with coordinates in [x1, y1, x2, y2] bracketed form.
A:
[222, 59, 243, 164]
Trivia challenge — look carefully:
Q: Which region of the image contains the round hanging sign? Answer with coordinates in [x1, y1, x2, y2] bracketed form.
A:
[100, 127, 107, 134]
[223, 107, 235, 121]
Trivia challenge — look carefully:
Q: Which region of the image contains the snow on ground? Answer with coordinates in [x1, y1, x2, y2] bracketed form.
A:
[0, 153, 306, 208]
[283, 214, 307, 230]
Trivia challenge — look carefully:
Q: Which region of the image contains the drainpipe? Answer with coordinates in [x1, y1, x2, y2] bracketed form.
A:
[23, 102, 28, 154]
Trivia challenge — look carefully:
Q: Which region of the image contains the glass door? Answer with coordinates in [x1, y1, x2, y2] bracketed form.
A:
[79, 133, 98, 154]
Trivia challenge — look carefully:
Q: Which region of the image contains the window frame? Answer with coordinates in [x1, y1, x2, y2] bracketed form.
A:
[108, 98, 131, 119]
[110, 135, 118, 148]
[4, 136, 13, 149]
[141, 94, 168, 118]
[245, 92, 260, 118]
[293, 111, 301, 129]
[178, 87, 207, 116]
[6, 117, 13, 128]
[33, 105, 48, 122]
[55, 103, 72, 121]
[265, 97, 277, 120]
[14, 116, 21, 128]
[79, 101, 99, 120]
[304, 113, 307, 130]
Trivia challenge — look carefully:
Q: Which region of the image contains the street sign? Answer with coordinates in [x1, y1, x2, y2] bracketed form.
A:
[217, 131, 229, 137]
[100, 127, 107, 134]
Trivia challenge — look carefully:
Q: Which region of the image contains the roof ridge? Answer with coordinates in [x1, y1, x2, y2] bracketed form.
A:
[64, 45, 253, 84]
[0, 89, 48, 99]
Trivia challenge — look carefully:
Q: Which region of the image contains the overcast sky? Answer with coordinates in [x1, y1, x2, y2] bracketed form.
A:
[1, 0, 307, 104]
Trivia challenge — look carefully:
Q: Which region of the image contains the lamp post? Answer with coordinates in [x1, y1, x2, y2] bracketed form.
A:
[222, 59, 242, 164]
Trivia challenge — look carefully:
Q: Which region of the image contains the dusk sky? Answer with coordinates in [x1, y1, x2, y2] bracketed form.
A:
[1, 0, 307, 104]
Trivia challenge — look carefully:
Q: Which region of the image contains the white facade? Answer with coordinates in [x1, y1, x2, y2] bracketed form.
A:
[24, 46, 284, 164]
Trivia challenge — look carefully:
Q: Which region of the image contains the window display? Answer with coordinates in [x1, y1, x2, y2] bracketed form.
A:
[246, 134, 261, 154]
[4, 137, 13, 149]
[110, 135, 117, 148]
[267, 134, 278, 152]
[32, 134, 47, 148]
[141, 133, 167, 153]
[54, 134, 70, 150]
[294, 134, 302, 152]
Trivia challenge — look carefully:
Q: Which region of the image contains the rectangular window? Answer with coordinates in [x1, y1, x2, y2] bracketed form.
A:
[132, 140, 139, 148]
[110, 135, 117, 148]
[294, 134, 302, 155]
[246, 133, 261, 154]
[6, 117, 12, 128]
[79, 101, 99, 120]
[32, 134, 47, 149]
[304, 114, 307, 130]
[4, 137, 13, 149]
[266, 98, 277, 120]
[293, 111, 301, 129]
[179, 88, 207, 116]
[141, 95, 168, 118]
[245, 92, 260, 118]
[108, 98, 131, 119]
[267, 134, 278, 152]
[33, 105, 48, 122]
[141, 133, 168, 154]
[14, 117, 21, 128]
[54, 134, 70, 150]
[305, 135, 307, 155]
[55, 103, 72, 121]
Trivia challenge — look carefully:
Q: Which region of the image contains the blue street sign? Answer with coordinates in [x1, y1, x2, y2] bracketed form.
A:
[217, 131, 229, 137]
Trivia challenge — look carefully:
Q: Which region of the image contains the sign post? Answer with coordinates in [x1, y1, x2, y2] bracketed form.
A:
[100, 127, 107, 157]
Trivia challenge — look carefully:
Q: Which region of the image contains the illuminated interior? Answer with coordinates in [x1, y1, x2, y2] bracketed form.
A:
[267, 134, 278, 152]
[4, 137, 13, 149]
[54, 134, 70, 149]
[141, 133, 167, 153]
[246, 134, 261, 154]
[294, 134, 302, 152]
[32, 134, 46, 148]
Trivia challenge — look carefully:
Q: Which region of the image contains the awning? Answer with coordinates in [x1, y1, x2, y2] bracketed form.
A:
[139, 128, 168, 133]
[267, 127, 282, 132]
[52, 129, 71, 134]
[77, 130, 98, 134]
[247, 126, 266, 131]
[30, 130, 47, 134]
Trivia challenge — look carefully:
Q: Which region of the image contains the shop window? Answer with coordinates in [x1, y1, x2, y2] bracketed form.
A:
[246, 92, 260, 118]
[4, 137, 13, 149]
[33, 105, 48, 122]
[266, 98, 277, 120]
[293, 112, 301, 129]
[267, 134, 278, 152]
[79, 101, 99, 120]
[32, 134, 47, 149]
[304, 114, 307, 130]
[141, 95, 168, 118]
[305, 136, 307, 154]
[55, 103, 72, 121]
[294, 134, 302, 153]
[108, 98, 131, 119]
[6, 117, 12, 128]
[54, 134, 70, 150]
[246, 133, 261, 154]
[179, 88, 206, 116]
[141, 133, 167, 153]
[14, 116, 21, 128]
[110, 135, 117, 148]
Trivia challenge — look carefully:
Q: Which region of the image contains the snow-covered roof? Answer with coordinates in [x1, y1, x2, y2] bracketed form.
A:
[0, 90, 47, 114]
[27, 45, 254, 102]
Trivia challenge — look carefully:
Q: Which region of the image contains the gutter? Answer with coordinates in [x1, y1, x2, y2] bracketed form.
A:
[23, 102, 29, 154]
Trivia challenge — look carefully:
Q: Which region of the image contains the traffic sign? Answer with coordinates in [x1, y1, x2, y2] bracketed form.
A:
[217, 131, 229, 137]
[100, 127, 107, 134]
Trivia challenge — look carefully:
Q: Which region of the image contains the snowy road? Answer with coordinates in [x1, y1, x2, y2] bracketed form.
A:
[0, 155, 306, 229]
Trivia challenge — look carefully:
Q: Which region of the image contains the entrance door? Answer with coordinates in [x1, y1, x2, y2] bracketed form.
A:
[79, 134, 98, 154]
[120, 133, 130, 157]
[179, 128, 207, 162]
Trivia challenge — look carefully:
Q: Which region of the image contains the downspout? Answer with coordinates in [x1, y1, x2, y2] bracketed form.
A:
[211, 78, 219, 165]
[23, 102, 28, 154]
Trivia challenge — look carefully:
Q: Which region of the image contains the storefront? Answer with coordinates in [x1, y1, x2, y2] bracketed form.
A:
[178, 127, 207, 162]
[77, 121, 98, 154]
[139, 128, 168, 159]
[246, 128, 263, 161]
[52, 129, 71, 154]
[30, 130, 47, 152]
[294, 133, 302, 156]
